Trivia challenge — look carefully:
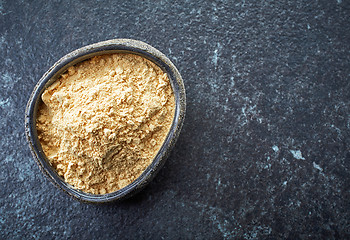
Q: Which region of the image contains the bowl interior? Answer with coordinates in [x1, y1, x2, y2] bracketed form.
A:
[25, 41, 185, 203]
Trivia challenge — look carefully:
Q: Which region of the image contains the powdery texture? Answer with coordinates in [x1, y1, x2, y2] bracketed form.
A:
[36, 53, 175, 194]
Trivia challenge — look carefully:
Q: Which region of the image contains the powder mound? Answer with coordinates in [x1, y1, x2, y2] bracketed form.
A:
[36, 53, 175, 194]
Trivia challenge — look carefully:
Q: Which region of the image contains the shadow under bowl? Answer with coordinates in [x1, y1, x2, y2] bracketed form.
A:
[25, 39, 186, 203]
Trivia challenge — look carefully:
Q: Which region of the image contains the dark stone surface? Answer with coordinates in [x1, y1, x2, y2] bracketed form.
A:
[1, 0, 349, 239]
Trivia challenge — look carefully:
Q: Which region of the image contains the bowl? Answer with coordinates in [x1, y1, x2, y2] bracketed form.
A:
[25, 39, 186, 203]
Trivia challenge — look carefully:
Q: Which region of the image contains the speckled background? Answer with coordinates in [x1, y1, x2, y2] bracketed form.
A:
[1, 0, 349, 239]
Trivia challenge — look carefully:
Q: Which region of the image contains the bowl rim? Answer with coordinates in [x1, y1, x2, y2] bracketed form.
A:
[24, 39, 186, 203]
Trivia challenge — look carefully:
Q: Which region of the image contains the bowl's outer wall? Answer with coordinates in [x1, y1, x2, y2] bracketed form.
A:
[25, 39, 186, 203]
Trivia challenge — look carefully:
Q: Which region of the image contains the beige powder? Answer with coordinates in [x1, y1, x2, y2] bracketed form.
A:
[36, 53, 175, 194]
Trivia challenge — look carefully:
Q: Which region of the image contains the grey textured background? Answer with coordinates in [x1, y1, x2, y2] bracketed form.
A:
[1, 0, 350, 239]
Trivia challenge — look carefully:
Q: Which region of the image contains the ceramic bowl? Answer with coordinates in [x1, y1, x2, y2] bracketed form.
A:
[25, 39, 186, 203]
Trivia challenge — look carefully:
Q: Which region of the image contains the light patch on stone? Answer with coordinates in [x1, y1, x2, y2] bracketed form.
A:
[272, 145, 279, 152]
[313, 162, 323, 172]
[290, 149, 305, 160]
[212, 42, 222, 68]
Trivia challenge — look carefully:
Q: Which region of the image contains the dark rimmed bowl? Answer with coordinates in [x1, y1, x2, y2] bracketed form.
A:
[25, 39, 186, 203]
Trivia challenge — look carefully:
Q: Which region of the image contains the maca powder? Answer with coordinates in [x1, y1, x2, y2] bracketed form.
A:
[36, 53, 175, 194]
